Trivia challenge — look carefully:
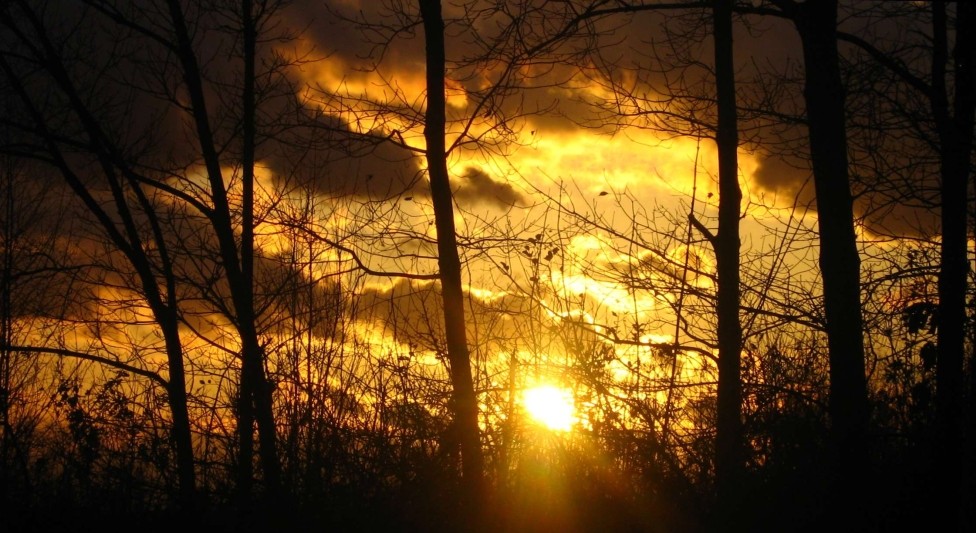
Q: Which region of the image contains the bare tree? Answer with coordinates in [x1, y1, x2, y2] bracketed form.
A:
[0, 1, 199, 510]
[929, 4, 974, 526]
[828, 1, 974, 525]
[417, 0, 486, 516]
[709, 0, 744, 527]
[766, 0, 869, 527]
[0, 153, 75, 519]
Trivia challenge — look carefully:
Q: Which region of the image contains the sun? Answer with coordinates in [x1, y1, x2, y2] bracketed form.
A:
[523, 385, 576, 431]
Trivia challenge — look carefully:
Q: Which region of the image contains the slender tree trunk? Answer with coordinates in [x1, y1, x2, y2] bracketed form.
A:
[932, 2, 975, 529]
[237, 0, 258, 504]
[165, 0, 281, 502]
[0, 159, 16, 510]
[158, 318, 197, 511]
[712, 0, 744, 528]
[418, 0, 486, 521]
[0, 8, 199, 508]
[788, 0, 869, 527]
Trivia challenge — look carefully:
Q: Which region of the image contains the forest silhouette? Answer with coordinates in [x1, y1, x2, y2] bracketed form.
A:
[0, 1, 973, 532]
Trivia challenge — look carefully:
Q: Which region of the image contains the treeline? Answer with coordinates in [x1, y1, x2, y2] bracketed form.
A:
[0, 1, 972, 532]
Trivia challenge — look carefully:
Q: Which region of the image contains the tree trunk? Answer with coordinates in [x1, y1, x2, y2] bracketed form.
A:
[159, 318, 197, 511]
[712, 0, 744, 528]
[790, 0, 869, 526]
[0, 8, 199, 509]
[165, 0, 282, 503]
[418, 0, 486, 520]
[932, 2, 975, 529]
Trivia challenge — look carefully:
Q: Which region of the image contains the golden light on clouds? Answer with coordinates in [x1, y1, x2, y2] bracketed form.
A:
[495, 124, 775, 219]
[282, 37, 470, 146]
[506, 128, 717, 197]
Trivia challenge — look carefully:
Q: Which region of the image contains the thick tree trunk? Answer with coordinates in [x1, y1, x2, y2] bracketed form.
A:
[790, 0, 869, 526]
[932, 2, 975, 529]
[712, 0, 744, 528]
[418, 0, 486, 520]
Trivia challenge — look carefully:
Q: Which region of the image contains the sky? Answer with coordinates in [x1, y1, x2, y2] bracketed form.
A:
[0, 0, 948, 432]
[270, 1, 949, 405]
[254, 0, 782, 407]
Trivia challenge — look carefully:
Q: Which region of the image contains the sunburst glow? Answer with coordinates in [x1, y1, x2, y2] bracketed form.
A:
[523, 385, 576, 431]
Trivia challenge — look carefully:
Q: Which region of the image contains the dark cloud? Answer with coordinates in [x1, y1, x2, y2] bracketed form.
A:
[857, 198, 940, 241]
[354, 277, 535, 352]
[453, 166, 526, 208]
[751, 152, 941, 239]
[312, 139, 422, 200]
[751, 153, 815, 205]
[260, 108, 528, 206]
[262, 114, 425, 201]
[281, 1, 426, 78]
